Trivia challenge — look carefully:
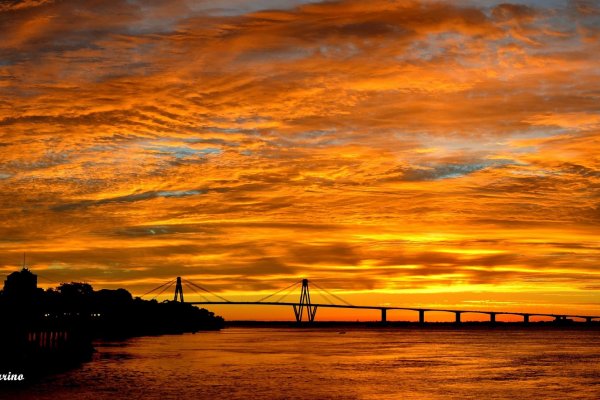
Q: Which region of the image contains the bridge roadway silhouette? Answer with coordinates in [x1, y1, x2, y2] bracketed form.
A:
[150, 277, 600, 324]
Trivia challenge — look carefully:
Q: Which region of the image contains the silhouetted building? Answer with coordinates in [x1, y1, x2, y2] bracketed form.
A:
[3, 267, 37, 302]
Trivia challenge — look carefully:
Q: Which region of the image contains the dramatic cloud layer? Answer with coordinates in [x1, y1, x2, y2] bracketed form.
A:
[1, 0, 599, 319]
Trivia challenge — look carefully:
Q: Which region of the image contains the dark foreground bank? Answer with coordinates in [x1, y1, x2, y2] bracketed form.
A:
[0, 268, 224, 379]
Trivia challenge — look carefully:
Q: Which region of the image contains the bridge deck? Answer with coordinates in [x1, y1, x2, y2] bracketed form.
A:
[188, 301, 600, 320]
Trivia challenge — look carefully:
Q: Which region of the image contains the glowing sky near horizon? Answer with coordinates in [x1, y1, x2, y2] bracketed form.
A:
[1, 0, 599, 319]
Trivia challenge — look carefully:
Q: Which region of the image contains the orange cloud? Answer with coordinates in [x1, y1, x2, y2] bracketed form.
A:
[0, 0, 599, 320]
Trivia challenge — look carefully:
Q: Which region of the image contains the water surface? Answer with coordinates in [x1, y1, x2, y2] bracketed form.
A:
[6, 327, 600, 399]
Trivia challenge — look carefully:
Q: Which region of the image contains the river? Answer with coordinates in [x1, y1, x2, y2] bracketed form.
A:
[4, 327, 600, 399]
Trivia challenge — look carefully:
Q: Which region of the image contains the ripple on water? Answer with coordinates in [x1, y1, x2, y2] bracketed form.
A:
[2, 328, 600, 400]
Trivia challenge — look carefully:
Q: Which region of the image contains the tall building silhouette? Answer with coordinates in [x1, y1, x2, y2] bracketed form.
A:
[3, 267, 37, 302]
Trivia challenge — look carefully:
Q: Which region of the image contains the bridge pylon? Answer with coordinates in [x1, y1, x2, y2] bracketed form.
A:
[174, 276, 184, 302]
[293, 279, 317, 322]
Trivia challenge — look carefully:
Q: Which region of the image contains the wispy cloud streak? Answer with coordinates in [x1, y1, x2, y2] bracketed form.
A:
[0, 0, 599, 316]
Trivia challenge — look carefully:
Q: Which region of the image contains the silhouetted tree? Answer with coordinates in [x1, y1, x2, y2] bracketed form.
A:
[57, 282, 93, 298]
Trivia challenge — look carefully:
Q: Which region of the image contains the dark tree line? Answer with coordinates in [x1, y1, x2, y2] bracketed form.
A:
[0, 273, 224, 376]
[0, 278, 225, 339]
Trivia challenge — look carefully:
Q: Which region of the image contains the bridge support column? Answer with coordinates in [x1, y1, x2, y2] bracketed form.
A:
[455, 312, 461, 323]
[419, 310, 425, 324]
[381, 308, 387, 323]
[586, 317, 593, 323]
[294, 280, 317, 323]
[523, 314, 530, 323]
[489, 313, 496, 323]
[293, 304, 318, 323]
[174, 277, 184, 302]
[310, 306, 317, 322]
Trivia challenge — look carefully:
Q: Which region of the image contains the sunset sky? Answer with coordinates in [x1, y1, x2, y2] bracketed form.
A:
[1, 0, 599, 321]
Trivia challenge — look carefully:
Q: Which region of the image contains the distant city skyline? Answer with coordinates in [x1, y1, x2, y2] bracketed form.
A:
[1, 0, 599, 320]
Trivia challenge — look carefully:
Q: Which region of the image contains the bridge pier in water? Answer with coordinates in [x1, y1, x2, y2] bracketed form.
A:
[419, 310, 425, 324]
[523, 314, 530, 323]
[381, 308, 387, 322]
[489, 313, 496, 323]
[455, 312, 462, 323]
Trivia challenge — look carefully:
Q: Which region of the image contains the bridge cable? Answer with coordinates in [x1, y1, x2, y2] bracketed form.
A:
[151, 280, 176, 301]
[150, 280, 175, 300]
[181, 281, 207, 302]
[183, 279, 232, 303]
[140, 279, 176, 298]
[313, 286, 338, 305]
[312, 287, 336, 305]
[182, 279, 229, 302]
[272, 282, 303, 303]
[181, 281, 211, 302]
[273, 283, 302, 303]
[310, 281, 354, 306]
[256, 280, 302, 303]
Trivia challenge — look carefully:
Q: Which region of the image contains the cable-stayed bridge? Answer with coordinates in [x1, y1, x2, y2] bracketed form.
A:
[142, 277, 600, 324]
